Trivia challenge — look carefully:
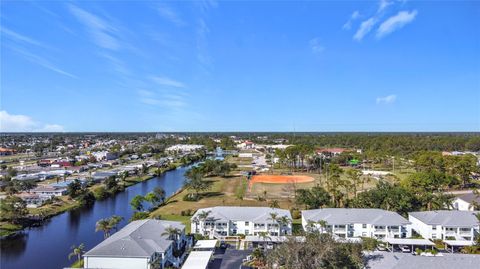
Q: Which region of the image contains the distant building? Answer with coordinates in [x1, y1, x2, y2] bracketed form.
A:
[0, 147, 15, 156]
[29, 185, 67, 197]
[409, 211, 480, 242]
[16, 193, 50, 208]
[166, 144, 204, 153]
[316, 148, 348, 156]
[452, 193, 480, 211]
[302, 208, 411, 240]
[83, 219, 191, 269]
[91, 151, 118, 161]
[191, 206, 292, 238]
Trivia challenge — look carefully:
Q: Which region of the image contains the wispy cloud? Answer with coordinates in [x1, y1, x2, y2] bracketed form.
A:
[137, 89, 187, 109]
[150, 76, 186, 88]
[376, 94, 397, 104]
[8, 46, 77, 78]
[0, 110, 65, 132]
[1, 27, 45, 47]
[343, 10, 360, 30]
[376, 10, 418, 38]
[309, 38, 325, 53]
[353, 17, 377, 41]
[156, 4, 185, 26]
[378, 0, 393, 13]
[68, 4, 120, 50]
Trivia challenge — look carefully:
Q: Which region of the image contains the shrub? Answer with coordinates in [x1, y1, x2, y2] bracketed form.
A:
[93, 186, 109, 200]
[183, 193, 199, 202]
[415, 248, 422, 255]
[129, 211, 149, 221]
[290, 208, 301, 219]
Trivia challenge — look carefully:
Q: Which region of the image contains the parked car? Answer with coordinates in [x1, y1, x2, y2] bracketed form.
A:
[400, 245, 410, 253]
[377, 243, 387, 251]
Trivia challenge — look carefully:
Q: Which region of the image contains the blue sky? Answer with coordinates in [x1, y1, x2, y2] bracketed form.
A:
[1, 0, 479, 132]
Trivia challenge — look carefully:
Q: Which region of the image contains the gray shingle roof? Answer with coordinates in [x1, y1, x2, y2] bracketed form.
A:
[192, 206, 291, 223]
[365, 251, 480, 269]
[84, 219, 184, 258]
[409, 210, 480, 227]
[457, 193, 480, 204]
[302, 208, 410, 226]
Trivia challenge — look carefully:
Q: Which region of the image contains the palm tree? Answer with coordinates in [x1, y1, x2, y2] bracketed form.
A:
[268, 212, 278, 235]
[120, 171, 128, 185]
[197, 210, 211, 236]
[162, 227, 182, 240]
[68, 243, 85, 263]
[317, 220, 328, 233]
[277, 215, 291, 235]
[109, 215, 123, 232]
[269, 199, 280, 209]
[96, 218, 112, 238]
[257, 231, 271, 248]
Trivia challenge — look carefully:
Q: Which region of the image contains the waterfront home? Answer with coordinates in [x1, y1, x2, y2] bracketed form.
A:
[83, 219, 191, 269]
[16, 192, 50, 208]
[409, 211, 480, 242]
[191, 206, 292, 239]
[301, 208, 411, 239]
[91, 171, 117, 182]
[452, 193, 480, 211]
[29, 185, 67, 197]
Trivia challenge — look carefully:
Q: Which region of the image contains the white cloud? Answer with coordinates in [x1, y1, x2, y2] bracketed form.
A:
[68, 5, 120, 50]
[376, 94, 397, 104]
[378, 0, 393, 13]
[150, 76, 186, 88]
[309, 38, 325, 53]
[342, 10, 360, 30]
[353, 17, 377, 41]
[156, 4, 185, 26]
[0, 111, 65, 132]
[376, 10, 418, 38]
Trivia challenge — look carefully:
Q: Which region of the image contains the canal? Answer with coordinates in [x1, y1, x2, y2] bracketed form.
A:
[0, 163, 196, 269]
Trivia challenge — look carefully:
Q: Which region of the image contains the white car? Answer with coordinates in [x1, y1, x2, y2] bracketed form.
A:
[400, 246, 410, 253]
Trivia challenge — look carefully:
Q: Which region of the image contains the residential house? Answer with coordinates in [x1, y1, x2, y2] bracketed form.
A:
[191, 206, 292, 238]
[452, 193, 480, 211]
[29, 185, 67, 197]
[301, 208, 411, 240]
[83, 219, 191, 269]
[16, 192, 50, 208]
[409, 211, 480, 242]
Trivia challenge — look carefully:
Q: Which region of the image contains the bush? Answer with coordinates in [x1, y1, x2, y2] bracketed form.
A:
[290, 208, 301, 219]
[93, 186, 109, 200]
[180, 209, 193, 216]
[183, 193, 199, 202]
[77, 191, 96, 207]
[129, 211, 149, 221]
[415, 248, 422, 255]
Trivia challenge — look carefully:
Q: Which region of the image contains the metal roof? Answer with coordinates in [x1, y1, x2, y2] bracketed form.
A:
[384, 238, 434, 246]
[193, 240, 218, 249]
[409, 210, 480, 227]
[84, 219, 184, 258]
[181, 251, 212, 269]
[302, 208, 410, 226]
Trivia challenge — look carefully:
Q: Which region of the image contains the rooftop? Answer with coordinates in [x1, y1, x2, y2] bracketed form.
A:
[409, 211, 480, 227]
[302, 208, 410, 226]
[84, 219, 184, 258]
[456, 193, 480, 204]
[365, 251, 480, 269]
[192, 206, 292, 223]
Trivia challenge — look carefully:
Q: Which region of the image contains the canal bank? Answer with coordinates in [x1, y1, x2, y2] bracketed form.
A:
[0, 163, 197, 269]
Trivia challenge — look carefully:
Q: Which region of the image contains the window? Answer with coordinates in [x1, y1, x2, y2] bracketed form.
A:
[432, 226, 436, 230]
[245, 221, 249, 226]
[362, 224, 367, 229]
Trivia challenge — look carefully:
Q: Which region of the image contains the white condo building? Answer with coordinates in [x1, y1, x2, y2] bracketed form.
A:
[301, 208, 411, 239]
[83, 219, 191, 269]
[191, 206, 292, 238]
[409, 211, 480, 242]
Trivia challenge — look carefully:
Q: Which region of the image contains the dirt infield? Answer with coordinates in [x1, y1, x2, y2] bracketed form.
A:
[249, 174, 315, 190]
